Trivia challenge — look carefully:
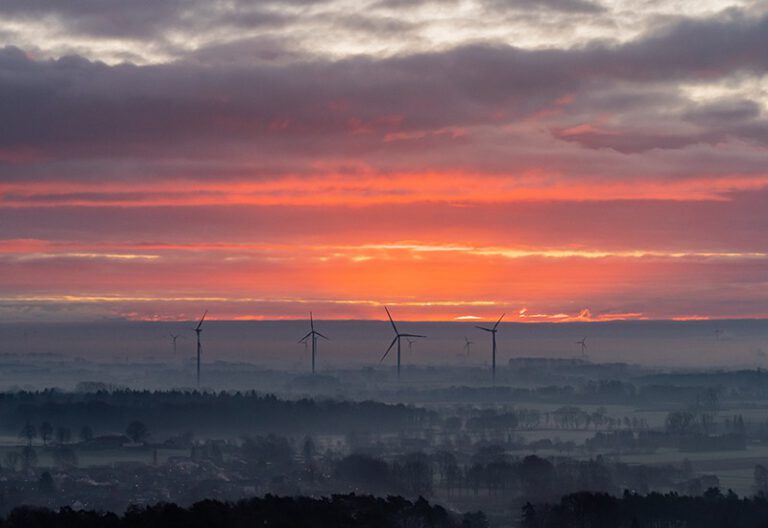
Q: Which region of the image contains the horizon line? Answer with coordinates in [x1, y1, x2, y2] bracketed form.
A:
[2, 316, 766, 325]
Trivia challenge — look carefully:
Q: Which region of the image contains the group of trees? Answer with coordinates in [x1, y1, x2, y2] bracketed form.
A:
[0, 494, 488, 528]
[522, 489, 768, 528]
[18, 421, 91, 447]
[2, 420, 149, 472]
[17, 419, 147, 447]
[7, 421, 80, 471]
[0, 390, 435, 437]
[331, 450, 692, 500]
[462, 406, 626, 433]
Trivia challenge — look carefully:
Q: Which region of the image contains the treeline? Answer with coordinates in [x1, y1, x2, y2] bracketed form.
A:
[330, 451, 706, 499]
[0, 390, 435, 436]
[0, 494, 488, 528]
[396, 381, 730, 407]
[522, 489, 768, 528]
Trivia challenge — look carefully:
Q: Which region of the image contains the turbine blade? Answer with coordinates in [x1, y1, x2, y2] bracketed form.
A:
[196, 310, 208, 330]
[310, 311, 314, 331]
[493, 313, 505, 330]
[380, 336, 398, 363]
[476, 326, 493, 332]
[298, 332, 312, 343]
[316, 331, 330, 341]
[384, 306, 399, 334]
[401, 333, 426, 338]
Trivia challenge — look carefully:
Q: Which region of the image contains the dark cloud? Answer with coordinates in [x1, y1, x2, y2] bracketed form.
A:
[0, 8, 766, 176]
[484, 0, 605, 14]
[182, 36, 305, 64]
[552, 93, 768, 154]
[551, 127, 721, 153]
[370, 0, 460, 9]
[332, 14, 423, 36]
[684, 99, 762, 126]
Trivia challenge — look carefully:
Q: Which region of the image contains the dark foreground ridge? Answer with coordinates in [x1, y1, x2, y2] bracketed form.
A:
[9, 490, 768, 528]
[0, 494, 487, 528]
[524, 489, 768, 528]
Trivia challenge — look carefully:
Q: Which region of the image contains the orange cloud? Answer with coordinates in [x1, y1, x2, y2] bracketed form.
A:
[3, 170, 768, 208]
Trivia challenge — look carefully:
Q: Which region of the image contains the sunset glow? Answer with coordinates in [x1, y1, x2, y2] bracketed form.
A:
[2, 0, 768, 322]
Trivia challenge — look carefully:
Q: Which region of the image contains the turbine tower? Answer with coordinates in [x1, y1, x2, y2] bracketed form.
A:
[476, 313, 504, 383]
[380, 307, 425, 380]
[463, 336, 474, 356]
[576, 337, 588, 359]
[193, 310, 207, 387]
[298, 312, 329, 374]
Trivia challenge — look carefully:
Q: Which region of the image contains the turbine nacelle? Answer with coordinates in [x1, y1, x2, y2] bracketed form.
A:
[475, 313, 505, 334]
[380, 307, 426, 365]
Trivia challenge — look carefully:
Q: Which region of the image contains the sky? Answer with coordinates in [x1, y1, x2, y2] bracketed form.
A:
[1, 0, 767, 323]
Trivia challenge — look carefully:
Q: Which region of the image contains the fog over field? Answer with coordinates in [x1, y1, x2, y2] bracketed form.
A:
[1, 319, 765, 370]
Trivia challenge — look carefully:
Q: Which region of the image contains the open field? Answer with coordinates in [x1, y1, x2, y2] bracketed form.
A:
[0, 445, 188, 468]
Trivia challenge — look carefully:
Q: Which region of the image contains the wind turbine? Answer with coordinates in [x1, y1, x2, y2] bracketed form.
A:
[298, 312, 329, 374]
[380, 307, 425, 380]
[192, 310, 207, 387]
[476, 314, 504, 383]
[169, 333, 183, 354]
[463, 336, 474, 356]
[575, 337, 588, 359]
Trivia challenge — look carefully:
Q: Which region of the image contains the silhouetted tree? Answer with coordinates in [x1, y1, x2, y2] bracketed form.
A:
[521, 502, 538, 528]
[79, 425, 94, 443]
[0, 494, 466, 528]
[755, 465, 768, 496]
[462, 510, 489, 528]
[39, 421, 53, 446]
[665, 411, 696, 435]
[519, 455, 556, 499]
[434, 451, 459, 492]
[400, 452, 433, 497]
[55, 426, 71, 445]
[336, 454, 390, 491]
[19, 421, 36, 446]
[37, 471, 54, 493]
[126, 421, 149, 444]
